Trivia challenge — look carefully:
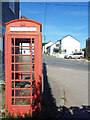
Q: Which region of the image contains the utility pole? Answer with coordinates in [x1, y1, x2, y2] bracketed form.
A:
[43, 1, 47, 53]
[44, 35, 46, 53]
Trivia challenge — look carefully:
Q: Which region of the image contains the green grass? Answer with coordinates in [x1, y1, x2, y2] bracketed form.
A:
[84, 57, 90, 61]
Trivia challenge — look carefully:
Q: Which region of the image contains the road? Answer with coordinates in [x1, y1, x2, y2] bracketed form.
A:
[42, 54, 88, 108]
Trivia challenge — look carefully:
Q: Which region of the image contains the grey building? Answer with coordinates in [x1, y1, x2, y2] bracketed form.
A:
[86, 38, 90, 58]
[0, 1, 19, 78]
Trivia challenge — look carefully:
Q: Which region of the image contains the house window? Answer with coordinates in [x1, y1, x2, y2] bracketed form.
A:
[65, 49, 67, 53]
[9, 0, 15, 13]
[56, 44, 59, 47]
[60, 40, 61, 44]
[63, 49, 67, 53]
[53, 48, 59, 53]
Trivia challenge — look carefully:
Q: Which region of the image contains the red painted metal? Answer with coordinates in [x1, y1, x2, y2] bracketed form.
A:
[5, 19, 42, 116]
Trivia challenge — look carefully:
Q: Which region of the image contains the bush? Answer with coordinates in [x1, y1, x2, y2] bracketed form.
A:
[45, 52, 48, 54]
[1, 84, 5, 91]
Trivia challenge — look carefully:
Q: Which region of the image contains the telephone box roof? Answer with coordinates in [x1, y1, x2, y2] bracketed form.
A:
[5, 19, 41, 26]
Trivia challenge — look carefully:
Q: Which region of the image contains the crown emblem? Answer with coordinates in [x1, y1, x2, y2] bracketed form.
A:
[20, 22, 26, 26]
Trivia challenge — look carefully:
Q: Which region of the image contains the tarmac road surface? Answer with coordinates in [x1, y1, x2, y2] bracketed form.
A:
[42, 54, 88, 107]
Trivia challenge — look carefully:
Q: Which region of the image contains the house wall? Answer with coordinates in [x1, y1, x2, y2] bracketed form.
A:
[2, 2, 19, 25]
[86, 39, 90, 58]
[61, 36, 80, 54]
[43, 41, 53, 53]
[0, 1, 19, 78]
[49, 44, 56, 55]
[0, 37, 2, 78]
[55, 41, 60, 48]
[48, 41, 60, 55]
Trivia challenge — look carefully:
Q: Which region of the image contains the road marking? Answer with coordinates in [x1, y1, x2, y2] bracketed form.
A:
[60, 68, 73, 71]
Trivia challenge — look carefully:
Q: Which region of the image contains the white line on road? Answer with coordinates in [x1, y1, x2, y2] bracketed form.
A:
[60, 68, 73, 71]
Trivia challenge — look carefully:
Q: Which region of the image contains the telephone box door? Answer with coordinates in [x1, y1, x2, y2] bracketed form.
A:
[5, 35, 40, 115]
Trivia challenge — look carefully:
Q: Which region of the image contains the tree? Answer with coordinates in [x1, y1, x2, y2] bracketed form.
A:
[82, 48, 86, 51]
[42, 43, 47, 46]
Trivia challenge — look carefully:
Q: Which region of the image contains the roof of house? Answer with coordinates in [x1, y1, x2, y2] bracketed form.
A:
[46, 40, 53, 44]
[60, 35, 80, 42]
[47, 43, 56, 48]
[47, 35, 80, 49]
[43, 40, 53, 47]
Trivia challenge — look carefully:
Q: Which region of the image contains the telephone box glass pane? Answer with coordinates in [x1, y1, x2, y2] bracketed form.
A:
[12, 47, 14, 54]
[12, 56, 14, 63]
[15, 98, 31, 105]
[32, 100, 34, 107]
[15, 90, 31, 96]
[12, 81, 14, 88]
[15, 47, 31, 55]
[32, 47, 34, 55]
[15, 64, 31, 71]
[32, 81, 35, 87]
[32, 89, 34, 96]
[32, 73, 34, 80]
[12, 90, 14, 96]
[32, 56, 34, 63]
[32, 38, 34, 46]
[15, 73, 31, 80]
[15, 56, 31, 63]
[12, 38, 14, 46]
[12, 73, 14, 80]
[12, 98, 14, 105]
[12, 64, 14, 71]
[15, 81, 31, 88]
[32, 64, 34, 71]
[15, 38, 31, 46]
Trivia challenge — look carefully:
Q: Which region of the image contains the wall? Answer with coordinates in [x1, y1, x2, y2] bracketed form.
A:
[0, 1, 19, 78]
[49, 41, 60, 55]
[61, 36, 80, 54]
[2, 2, 19, 25]
[49, 43, 56, 55]
[43, 41, 53, 53]
[52, 53, 67, 58]
[86, 39, 90, 58]
[0, 37, 3, 78]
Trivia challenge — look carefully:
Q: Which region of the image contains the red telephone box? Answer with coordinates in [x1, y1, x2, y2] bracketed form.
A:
[5, 19, 42, 115]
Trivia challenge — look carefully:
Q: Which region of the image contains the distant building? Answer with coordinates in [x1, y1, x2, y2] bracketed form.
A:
[47, 41, 59, 55]
[0, 1, 19, 78]
[43, 40, 53, 53]
[86, 38, 90, 58]
[47, 35, 80, 56]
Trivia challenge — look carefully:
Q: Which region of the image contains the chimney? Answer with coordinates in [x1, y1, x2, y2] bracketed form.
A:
[19, 9, 21, 19]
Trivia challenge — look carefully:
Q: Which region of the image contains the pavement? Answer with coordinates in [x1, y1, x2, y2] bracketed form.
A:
[46, 65, 88, 107]
[0, 75, 5, 118]
[42, 54, 89, 119]
[0, 79, 2, 119]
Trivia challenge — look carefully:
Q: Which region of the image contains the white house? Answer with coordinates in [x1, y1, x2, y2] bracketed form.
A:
[47, 41, 60, 55]
[43, 41, 53, 53]
[47, 35, 80, 56]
